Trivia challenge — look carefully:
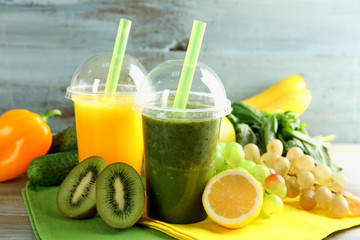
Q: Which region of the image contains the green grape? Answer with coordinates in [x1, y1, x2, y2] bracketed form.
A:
[234, 166, 247, 172]
[293, 155, 314, 175]
[347, 195, 360, 216]
[298, 171, 315, 189]
[273, 157, 290, 177]
[264, 174, 286, 196]
[244, 143, 261, 164]
[285, 146, 304, 165]
[239, 159, 256, 172]
[285, 176, 300, 198]
[260, 152, 280, 169]
[315, 186, 332, 210]
[216, 163, 232, 174]
[267, 139, 283, 155]
[280, 185, 287, 199]
[217, 142, 226, 152]
[311, 165, 332, 185]
[327, 174, 348, 192]
[300, 189, 317, 211]
[250, 164, 271, 184]
[222, 142, 245, 167]
[332, 195, 349, 218]
[214, 151, 224, 170]
[261, 194, 284, 217]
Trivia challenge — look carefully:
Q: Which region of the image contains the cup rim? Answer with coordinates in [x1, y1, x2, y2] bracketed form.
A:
[65, 84, 138, 99]
[133, 98, 232, 120]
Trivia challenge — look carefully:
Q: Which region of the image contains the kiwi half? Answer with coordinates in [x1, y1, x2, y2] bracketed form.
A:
[56, 156, 107, 219]
[96, 162, 145, 229]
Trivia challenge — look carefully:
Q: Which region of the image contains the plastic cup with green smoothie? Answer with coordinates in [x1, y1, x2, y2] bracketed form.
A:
[133, 60, 231, 223]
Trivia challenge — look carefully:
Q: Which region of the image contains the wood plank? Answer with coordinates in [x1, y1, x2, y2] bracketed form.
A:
[1, 0, 360, 54]
[1, 0, 360, 142]
[0, 174, 28, 195]
[0, 174, 36, 239]
[0, 216, 36, 240]
[0, 174, 29, 216]
[0, 194, 28, 216]
[1, 44, 359, 143]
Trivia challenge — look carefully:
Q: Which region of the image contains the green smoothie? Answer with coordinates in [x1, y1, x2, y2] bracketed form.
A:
[142, 115, 221, 224]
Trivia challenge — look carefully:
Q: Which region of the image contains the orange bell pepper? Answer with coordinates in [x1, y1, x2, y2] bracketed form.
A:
[0, 109, 61, 182]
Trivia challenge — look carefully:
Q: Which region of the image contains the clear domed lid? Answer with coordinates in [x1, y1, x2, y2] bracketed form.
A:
[66, 53, 147, 102]
[133, 60, 231, 120]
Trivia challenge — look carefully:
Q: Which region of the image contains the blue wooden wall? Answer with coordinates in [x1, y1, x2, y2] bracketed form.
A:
[0, 0, 359, 142]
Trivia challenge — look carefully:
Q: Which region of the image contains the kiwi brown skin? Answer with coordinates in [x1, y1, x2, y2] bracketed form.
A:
[96, 162, 145, 229]
[56, 156, 108, 219]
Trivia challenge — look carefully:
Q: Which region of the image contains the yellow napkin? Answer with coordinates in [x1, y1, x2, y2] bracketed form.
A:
[139, 198, 360, 240]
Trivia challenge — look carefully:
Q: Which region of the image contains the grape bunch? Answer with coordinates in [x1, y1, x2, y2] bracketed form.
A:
[250, 139, 360, 218]
[215, 140, 360, 219]
[215, 142, 287, 218]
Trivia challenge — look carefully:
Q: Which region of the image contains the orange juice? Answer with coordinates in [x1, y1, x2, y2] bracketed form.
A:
[73, 96, 143, 175]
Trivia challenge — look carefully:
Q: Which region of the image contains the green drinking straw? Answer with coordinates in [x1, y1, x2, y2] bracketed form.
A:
[173, 20, 207, 109]
[104, 19, 132, 94]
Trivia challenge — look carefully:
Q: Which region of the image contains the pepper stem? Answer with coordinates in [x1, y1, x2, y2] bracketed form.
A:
[40, 109, 62, 123]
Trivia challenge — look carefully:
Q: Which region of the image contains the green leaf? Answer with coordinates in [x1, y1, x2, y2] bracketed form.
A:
[259, 114, 278, 153]
[231, 102, 269, 125]
[235, 123, 257, 147]
[228, 102, 341, 173]
[226, 113, 239, 126]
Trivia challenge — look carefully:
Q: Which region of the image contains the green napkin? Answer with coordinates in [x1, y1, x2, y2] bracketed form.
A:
[22, 182, 174, 240]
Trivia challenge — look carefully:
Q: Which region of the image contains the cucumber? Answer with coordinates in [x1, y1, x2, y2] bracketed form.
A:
[49, 125, 77, 153]
[27, 151, 78, 186]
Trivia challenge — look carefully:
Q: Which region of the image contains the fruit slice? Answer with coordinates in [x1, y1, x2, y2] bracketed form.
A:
[202, 169, 263, 229]
[56, 156, 107, 219]
[96, 162, 145, 229]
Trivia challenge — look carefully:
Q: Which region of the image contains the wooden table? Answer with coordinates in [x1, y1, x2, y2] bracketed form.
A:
[1, 144, 360, 239]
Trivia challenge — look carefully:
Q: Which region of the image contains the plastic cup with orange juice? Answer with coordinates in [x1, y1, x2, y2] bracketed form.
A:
[66, 53, 147, 175]
[66, 19, 147, 175]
